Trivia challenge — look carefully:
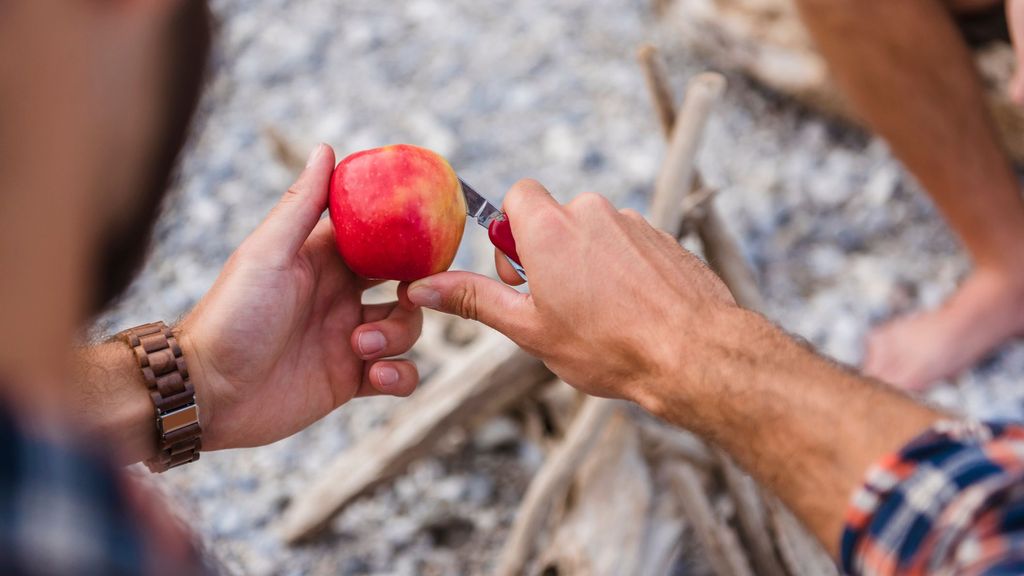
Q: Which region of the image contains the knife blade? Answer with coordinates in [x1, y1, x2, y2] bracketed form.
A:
[459, 178, 526, 279]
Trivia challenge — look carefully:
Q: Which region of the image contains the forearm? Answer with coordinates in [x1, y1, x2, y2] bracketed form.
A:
[70, 341, 159, 464]
[641, 307, 945, 555]
[70, 334, 212, 466]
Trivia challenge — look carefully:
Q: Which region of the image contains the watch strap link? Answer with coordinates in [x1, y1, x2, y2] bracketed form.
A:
[122, 322, 202, 472]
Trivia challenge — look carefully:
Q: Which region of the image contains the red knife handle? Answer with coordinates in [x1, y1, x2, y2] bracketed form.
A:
[487, 215, 522, 266]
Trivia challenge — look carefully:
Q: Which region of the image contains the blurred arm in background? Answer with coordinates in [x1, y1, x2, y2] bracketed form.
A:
[71, 145, 426, 464]
[410, 179, 1024, 574]
[790, 0, 1024, 392]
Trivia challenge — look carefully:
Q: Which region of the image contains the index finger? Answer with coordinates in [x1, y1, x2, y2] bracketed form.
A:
[502, 178, 560, 227]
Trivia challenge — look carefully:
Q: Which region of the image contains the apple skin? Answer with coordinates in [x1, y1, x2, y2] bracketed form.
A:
[328, 144, 467, 282]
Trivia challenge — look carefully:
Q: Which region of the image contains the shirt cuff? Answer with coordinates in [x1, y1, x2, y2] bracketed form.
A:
[840, 420, 1024, 575]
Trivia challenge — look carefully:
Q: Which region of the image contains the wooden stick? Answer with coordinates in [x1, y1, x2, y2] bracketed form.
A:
[650, 72, 726, 237]
[636, 418, 715, 470]
[494, 396, 618, 576]
[638, 44, 678, 139]
[663, 462, 755, 576]
[534, 411, 657, 575]
[263, 126, 309, 173]
[276, 332, 552, 543]
[695, 182, 765, 311]
[714, 455, 789, 576]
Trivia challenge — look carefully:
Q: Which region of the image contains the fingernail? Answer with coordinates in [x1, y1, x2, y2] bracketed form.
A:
[357, 331, 387, 356]
[306, 143, 325, 168]
[408, 284, 442, 308]
[376, 366, 400, 388]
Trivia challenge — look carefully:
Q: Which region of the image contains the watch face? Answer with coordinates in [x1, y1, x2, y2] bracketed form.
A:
[160, 403, 200, 435]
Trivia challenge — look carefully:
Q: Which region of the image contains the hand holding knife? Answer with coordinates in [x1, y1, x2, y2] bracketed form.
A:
[460, 178, 525, 279]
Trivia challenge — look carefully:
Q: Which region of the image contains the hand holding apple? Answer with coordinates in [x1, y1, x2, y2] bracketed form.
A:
[178, 144, 423, 451]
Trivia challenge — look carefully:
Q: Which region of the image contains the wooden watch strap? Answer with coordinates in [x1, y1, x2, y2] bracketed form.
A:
[121, 322, 202, 472]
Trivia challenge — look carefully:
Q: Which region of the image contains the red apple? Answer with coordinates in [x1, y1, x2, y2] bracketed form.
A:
[328, 144, 467, 281]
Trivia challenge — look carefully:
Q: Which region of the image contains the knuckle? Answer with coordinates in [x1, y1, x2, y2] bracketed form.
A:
[507, 178, 545, 205]
[282, 185, 304, 203]
[397, 368, 419, 397]
[658, 230, 679, 244]
[448, 283, 479, 320]
[619, 208, 645, 222]
[513, 177, 544, 191]
[571, 191, 611, 212]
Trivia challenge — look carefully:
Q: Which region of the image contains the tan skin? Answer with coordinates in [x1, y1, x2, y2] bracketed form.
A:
[409, 180, 945, 553]
[792, 0, 1024, 390]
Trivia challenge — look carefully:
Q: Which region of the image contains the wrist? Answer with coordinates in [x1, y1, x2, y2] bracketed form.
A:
[73, 342, 161, 464]
[173, 324, 218, 449]
[635, 305, 782, 434]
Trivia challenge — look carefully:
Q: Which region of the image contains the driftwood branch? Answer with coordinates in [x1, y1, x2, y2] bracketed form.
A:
[650, 72, 727, 237]
[636, 417, 715, 470]
[277, 332, 551, 543]
[534, 411, 657, 575]
[263, 126, 309, 173]
[494, 397, 618, 576]
[663, 462, 754, 576]
[638, 44, 678, 139]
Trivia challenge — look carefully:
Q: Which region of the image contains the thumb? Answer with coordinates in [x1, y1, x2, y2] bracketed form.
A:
[408, 272, 536, 341]
[246, 143, 336, 265]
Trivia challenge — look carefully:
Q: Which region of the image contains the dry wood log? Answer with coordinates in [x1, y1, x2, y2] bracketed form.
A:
[636, 416, 715, 470]
[495, 397, 619, 576]
[277, 332, 552, 543]
[263, 125, 310, 173]
[663, 462, 754, 576]
[532, 411, 658, 576]
[712, 455, 788, 576]
[637, 482, 690, 576]
[665, 0, 1024, 163]
[651, 72, 727, 237]
[518, 381, 586, 451]
[638, 44, 679, 139]
[694, 190, 765, 311]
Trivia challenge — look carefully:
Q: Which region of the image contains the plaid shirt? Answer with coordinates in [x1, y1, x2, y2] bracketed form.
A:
[842, 420, 1024, 575]
[0, 402, 212, 576]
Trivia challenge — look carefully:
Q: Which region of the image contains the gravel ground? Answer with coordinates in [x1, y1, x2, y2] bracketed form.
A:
[95, 0, 1024, 574]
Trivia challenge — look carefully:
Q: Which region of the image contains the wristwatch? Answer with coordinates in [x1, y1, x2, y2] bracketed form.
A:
[120, 321, 202, 472]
